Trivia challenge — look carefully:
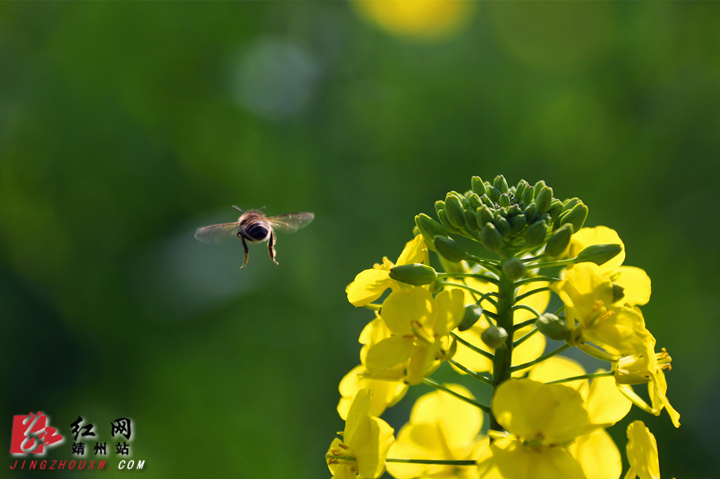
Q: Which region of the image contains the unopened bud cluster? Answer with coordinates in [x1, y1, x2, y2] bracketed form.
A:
[416, 175, 589, 258]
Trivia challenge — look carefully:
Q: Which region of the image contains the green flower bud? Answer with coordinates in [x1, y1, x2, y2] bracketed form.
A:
[468, 193, 483, 210]
[481, 194, 495, 208]
[509, 213, 527, 233]
[575, 243, 623, 266]
[486, 186, 501, 203]
[480, 223, 504, 251]
[471, 176, 487, 196]
[465, 209, 480, 232]
[502, 257, 526, 280]
[535, 313, 570, 341]
[389, 263, 438, 286]
[499, 193, 511, 208]
[438, 209, 462, 234]
[434, 235, 467, 263]
[507, 204, 522, 217]
[434, 200, 445, 218]
[444, 194, 467, 229]
[536, 186, 554, 214]
[515, 179, 530, 200]
[533, 180, 547, 198]
[612, 283, 625, 303]
[562, 197, 581, 213]
[521, 185, 535, 205]
[459, 305, 483, 332]
[481, 325, 508, 349]
[560, 203, 589, 232]
[415, 214, 448, 247]
[493, 174, 509, 193]
[524, 203, 538, 223]
[547, 200, 563, 221]
[493, 216, 512, 239]
[476, 205, 494, 227]
[545, 223, 574, 257]
[524, 219, 548, 247]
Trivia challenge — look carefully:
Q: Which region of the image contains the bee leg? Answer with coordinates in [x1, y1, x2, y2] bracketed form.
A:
[240, 235, 249, 269]
[268, 231, 278, 265]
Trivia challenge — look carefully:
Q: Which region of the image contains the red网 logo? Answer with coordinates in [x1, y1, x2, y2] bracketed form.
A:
[10, 412, 64, 455]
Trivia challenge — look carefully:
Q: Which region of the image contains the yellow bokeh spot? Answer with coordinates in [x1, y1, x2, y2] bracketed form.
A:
[353, 0, 473, 41]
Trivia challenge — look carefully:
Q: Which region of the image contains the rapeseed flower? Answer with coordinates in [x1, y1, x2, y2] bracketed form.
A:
[327, 388, 395, 479]
[347, 235, 428, 307]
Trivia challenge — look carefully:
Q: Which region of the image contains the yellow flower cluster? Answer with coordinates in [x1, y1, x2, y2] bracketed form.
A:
[326, 177, 677, 479]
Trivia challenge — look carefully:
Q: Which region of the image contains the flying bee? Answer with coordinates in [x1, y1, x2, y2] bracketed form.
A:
[194, 206, 314, 269]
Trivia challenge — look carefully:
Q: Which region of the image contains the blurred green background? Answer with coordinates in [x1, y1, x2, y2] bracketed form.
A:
[1, 2, 718, 478]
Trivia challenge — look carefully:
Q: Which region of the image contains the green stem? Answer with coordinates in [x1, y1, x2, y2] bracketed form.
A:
[511, 304, 543, 320]
[520, 254, 543, 263]
[451, 332, 494, 361]
[423, 378, 491, 414]
[448, 358, 495, 387]
[440, 282, 496, 299]
[528, 258, 577, 269]
[513, 318, 537, 331]
[489, 269, 517, 431]
[508, 344, 571, 374]
[545, 370, 615, 385]
[513, 327, 538, 348]
[515, 276, 561, 287]
[437, 273, 499, 286]
[465, 255, 502, 274]
[515, 287, 551, 303]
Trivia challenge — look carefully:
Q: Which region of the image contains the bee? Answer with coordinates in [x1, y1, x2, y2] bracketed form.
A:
[195, 206, 314, 269]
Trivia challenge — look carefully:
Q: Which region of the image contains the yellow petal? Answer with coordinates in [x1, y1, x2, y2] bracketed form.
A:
[396, 235, 429, 266]
[433, 288, 465, 335]
[568, 429, 622, 479]
[569, 226, 626, 275]
[582, 306, 651, 358]
[479, 439, 586, 479]
[529, 356, 587, 391]
[347, 269, 392, 306]
[626, 421, 661, 479]
[406, 344, 441, 385]
[493, 379, 594, 445]
[615, 266, 651, 306]
[345, 388, 373, 441]
[327, 438, 355, 477]
[381, 288, 434, 336]
[410, 386, 482, 452]
[352, 416, 394, 479]
[585, 369, 632, 426]
[650, 372, 681, 428]
[337, 365, 408, 420]
[386, 424, 440, 478]
[557, 263, 614, 321]
[365, 336, 414, 375]
[510, 330, 546, 377]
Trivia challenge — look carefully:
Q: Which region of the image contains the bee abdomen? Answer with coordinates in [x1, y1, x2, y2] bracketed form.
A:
[244, 221, 270, 242]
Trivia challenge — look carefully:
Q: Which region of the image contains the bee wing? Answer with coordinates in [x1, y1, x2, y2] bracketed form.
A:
[268, 212, 315, 234]
[194, 223, 242, 244]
